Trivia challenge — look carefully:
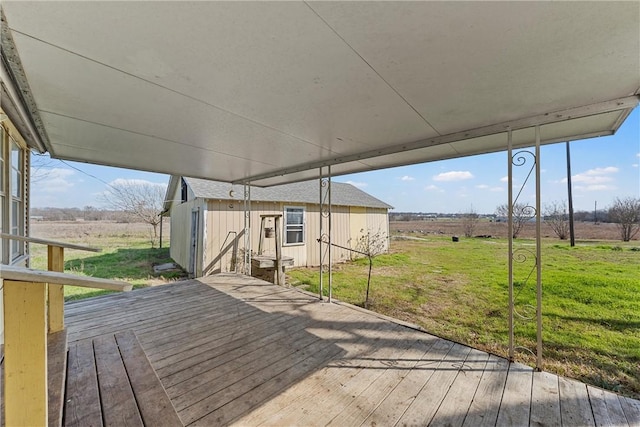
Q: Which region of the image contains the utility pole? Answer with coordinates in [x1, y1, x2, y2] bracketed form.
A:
[566, 142, 575, 246]
[594, 201, 598, 223]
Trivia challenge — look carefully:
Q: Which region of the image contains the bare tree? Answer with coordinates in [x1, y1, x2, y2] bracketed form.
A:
[30, 153, 58, 183]
[496, 203, 534, 238]
[608, 197, 640, 242]
[101, 180, 167, 247]
[545, 200, 570, 240]
[460, 206, 480, 238]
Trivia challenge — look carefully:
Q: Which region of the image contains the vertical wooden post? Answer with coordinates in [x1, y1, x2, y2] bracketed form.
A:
[48, 245, 65, 332]
[4, 280, 49, 426]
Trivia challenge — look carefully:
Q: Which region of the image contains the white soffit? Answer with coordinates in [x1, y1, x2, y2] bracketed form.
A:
[1, 1, 638, 186]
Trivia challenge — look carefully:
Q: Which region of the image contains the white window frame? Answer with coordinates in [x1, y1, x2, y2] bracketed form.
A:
[0, 121, 27, 265]
[283, 206, 305, 246]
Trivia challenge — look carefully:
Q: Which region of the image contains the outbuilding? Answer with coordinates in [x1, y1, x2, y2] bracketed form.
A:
[164, 176, 392, 277]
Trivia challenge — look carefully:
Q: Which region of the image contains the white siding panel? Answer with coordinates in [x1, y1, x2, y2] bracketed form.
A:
[169, 199, 200, 271]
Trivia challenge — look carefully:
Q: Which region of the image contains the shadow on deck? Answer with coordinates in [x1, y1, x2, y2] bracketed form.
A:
[62, 274, 640, 426]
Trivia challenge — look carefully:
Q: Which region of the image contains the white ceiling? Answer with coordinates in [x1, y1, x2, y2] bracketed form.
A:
[2, 1, 639, 186]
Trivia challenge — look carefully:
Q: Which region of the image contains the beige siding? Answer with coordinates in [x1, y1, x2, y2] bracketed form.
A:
[349, 206, 368, 251]
[172, 197, 389, 274]
[366, 207, 391, 253]
[305, 205, 351, 266]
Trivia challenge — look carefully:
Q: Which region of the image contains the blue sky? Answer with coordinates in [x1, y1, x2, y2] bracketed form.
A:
[31, 109, 639, 214]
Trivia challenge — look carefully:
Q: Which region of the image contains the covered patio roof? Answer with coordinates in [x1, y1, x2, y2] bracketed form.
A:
[1, 1, 639, 186]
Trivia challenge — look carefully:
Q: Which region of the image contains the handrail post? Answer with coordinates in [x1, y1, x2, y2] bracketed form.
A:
[4, 280, 49, 426]
[47, 245, 65, 332]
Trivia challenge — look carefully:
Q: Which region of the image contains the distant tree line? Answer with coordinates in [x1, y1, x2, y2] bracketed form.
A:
[30, 206, 136, 222]
[391, 196, 640, 242]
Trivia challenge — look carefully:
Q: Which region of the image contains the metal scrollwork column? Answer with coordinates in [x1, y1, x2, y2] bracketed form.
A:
[508, 126, 543, 370]
[243, 182, 251, 276]
[319, 166, 332, 302]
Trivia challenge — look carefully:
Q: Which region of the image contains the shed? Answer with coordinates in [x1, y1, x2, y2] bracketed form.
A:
[164, 176, 392, 277]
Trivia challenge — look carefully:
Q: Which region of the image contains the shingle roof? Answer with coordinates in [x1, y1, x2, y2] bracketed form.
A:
[184, 177, 392, 209]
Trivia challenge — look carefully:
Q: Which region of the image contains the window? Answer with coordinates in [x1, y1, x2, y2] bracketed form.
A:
[8, 136, 25, 262]
[0, 118, 28, 264]
[284, 206, 304, 245]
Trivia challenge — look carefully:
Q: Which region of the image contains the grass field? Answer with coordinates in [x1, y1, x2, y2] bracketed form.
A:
[28, 220, 186, 300]
[288, 230, 640, 399]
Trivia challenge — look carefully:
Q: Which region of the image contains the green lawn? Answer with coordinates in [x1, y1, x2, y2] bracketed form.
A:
[29, 238, 186, 301]
[288, 235, 640, 399]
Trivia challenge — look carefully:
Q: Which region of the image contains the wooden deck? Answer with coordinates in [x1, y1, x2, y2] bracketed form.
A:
[61, 274, 640, 426]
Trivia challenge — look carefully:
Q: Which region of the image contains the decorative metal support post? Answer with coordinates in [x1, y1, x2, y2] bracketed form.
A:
[319, 166, 333, 302]
[507, 128, 514, 362]
[243, 183, 252, 276]
[535, 126, 543, 371]
[319, 168, 324, 300]
[328, 166, 332, 303]
[507, 126, 543, 371]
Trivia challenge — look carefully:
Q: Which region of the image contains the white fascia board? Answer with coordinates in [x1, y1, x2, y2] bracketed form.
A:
[239, 96, 639, 185]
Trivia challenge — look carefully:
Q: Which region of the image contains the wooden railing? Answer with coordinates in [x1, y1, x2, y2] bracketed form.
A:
[0, 232, 101, 332]
[0, 235, 131, 427]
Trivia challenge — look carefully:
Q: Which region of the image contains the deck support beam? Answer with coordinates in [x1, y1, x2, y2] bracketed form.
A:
[4, 280, 49, 427]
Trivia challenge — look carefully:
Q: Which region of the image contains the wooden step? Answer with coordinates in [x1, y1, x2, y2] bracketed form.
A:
[64, 330, 182, 427]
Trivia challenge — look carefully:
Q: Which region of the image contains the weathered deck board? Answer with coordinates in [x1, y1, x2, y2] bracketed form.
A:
[254, 322, 420, 426]
[56, 274, 640, 427]
[530, 370, 561, 427]
[428, 348, 490, 427]
[114, 331, 183, 427]
[64, 340, 103, 427]
[92, 334, 143, 426]
[395, 343, 473, 426]
[48, 330, 68, 427]
[588, 386, 629, 427]
[559, 376, 596, 426]
[462, 354, 510, 427]
[619, 395, 640, 425]
[495, 362, 533, 426]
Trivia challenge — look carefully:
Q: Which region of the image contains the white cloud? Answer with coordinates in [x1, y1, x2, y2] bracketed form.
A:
[490, 187, 504, 192]
[576, 184, 617, 192]
[637, 153, 640, 158]
[433, 171, 474, 182]
[500, 176, 509, 183]
[345, 180, 368, 188]
[632, 163, 638, 168]
[424, 184, 444, 192]
[400, 175, 415, 181]
[33, 168, 75, 193]
[109, 178, 165, 187]
[476, 184, 489, 189]
[569, 166, 619, 185]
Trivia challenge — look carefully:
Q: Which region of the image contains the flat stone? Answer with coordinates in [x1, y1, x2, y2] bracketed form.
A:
[153, 263, 178, 273]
